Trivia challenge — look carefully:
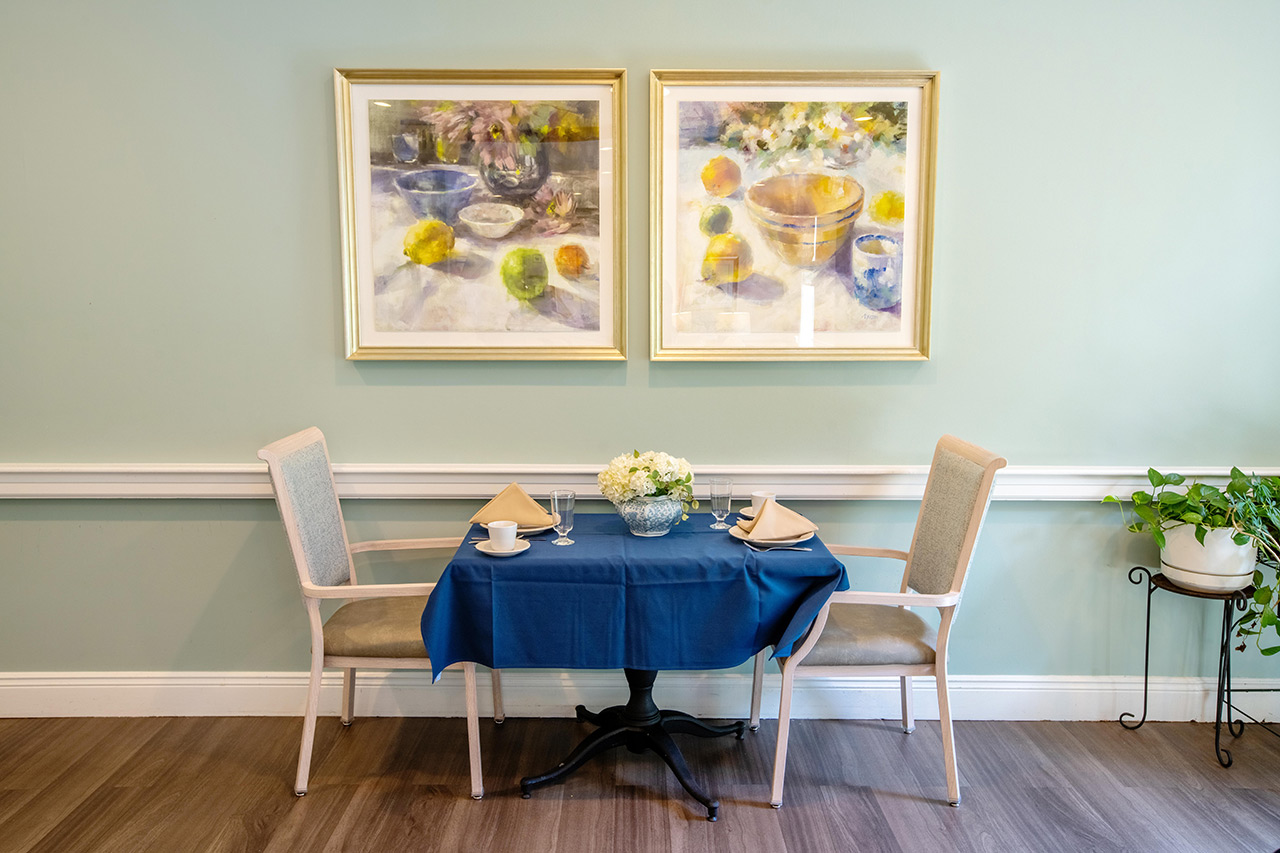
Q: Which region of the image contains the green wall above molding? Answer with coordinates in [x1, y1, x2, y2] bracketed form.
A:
[1, 0, 1277, 468]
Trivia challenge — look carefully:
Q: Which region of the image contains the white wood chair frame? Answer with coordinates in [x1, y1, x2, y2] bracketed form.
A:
[259, 428, 503, 800]
[748, 435, 1006, 808]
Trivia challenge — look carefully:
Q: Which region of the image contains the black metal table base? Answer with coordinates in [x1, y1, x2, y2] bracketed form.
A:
[1120, 567, 1251, 767]
[519, 668, 746, 821]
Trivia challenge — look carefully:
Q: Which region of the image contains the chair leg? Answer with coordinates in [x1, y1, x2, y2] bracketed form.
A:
[490, 668, 505, 724]
[341, 668, 356, 726]
[769, 661, 797, 808]
[295, 653, 324, 796]
[900, 675, 915, 733]
[749, 651, 765, 731]
[936, 667, 960, 806]
[464, 662, 484, 800]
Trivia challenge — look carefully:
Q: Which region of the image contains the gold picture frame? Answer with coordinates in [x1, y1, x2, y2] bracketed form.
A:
[336, 69, 626, 360]
[650, 70, 937, 361]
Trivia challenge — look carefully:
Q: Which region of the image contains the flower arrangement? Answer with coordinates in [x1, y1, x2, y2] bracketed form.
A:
[598, 450, 698, 521]
[717, 101, 907, 171]
[421, 100, 593, 170]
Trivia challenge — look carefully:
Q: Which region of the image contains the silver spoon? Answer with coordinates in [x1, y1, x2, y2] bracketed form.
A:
[743, 541, 812, 552]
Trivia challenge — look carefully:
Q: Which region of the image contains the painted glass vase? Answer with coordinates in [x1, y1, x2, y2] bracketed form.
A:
[477, 140, 550, 202]
[616, 495, 683, 537]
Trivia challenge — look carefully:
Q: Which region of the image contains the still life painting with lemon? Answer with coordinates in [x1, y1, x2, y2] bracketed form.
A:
[336, 70, 624, 359]
[653, 71, 937, 360]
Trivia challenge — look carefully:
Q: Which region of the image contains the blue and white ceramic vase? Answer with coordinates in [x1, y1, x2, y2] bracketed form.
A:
[616, 495, 683, 537]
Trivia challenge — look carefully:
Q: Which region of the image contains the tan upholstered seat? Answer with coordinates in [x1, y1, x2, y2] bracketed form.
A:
[324, 596, 431, 659]
[798, 604, 937, 668]
[259, 427, 503, 800]
[749, 435, 1006, 809]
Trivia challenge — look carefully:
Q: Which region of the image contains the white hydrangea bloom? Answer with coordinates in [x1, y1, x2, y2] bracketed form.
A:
[597, 450, 697, 512]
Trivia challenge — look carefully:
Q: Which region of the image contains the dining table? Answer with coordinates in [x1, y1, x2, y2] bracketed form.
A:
[421, 511, 849, 820]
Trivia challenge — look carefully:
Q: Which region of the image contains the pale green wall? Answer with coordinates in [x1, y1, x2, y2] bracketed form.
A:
[1, 1, 1278, 679]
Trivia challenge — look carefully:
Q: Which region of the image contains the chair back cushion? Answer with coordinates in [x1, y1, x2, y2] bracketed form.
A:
[266, 433, 352, 587]
[906, 437, 1005, 596]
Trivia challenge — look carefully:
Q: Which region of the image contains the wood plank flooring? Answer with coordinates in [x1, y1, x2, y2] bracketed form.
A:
[1, 715, 1278, 852]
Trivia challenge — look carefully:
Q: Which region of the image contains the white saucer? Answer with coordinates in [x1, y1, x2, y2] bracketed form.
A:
[474, 539, 531, 557]
[738, 506, 759, 519]
[481, 512, 559, 535]
[729, 526, 814, 547]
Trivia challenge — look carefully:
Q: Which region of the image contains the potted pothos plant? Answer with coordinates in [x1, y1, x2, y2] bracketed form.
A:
[1105, 468, 1280, 654]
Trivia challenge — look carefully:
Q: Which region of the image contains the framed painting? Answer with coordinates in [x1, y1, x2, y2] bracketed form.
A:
[335, 69, 626, 360]
[650, 70, 937, 361]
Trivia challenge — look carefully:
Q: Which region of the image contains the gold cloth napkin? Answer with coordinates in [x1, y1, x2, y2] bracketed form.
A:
[736, 499, 818, 541]
[469, 482, 554, 526]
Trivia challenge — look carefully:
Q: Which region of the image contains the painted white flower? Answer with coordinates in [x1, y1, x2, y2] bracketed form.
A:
[781, 103, 808, 132]
[821, 108, 848, 132]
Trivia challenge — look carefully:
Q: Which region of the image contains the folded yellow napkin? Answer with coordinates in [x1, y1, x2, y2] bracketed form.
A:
[470, 482, 554, 526]
[736, 499, 818, 541]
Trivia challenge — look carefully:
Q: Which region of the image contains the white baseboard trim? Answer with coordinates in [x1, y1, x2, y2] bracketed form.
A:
[2, 671, 1276, 723]
[3, 462, 1277, 501]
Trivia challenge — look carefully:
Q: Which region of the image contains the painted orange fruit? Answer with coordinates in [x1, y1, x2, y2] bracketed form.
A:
[700, 155, 742, 197]
[554, 244, 590, 279]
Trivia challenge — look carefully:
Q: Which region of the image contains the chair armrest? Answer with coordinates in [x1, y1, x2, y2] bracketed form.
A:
[829, 589, 960, 608]
[825, 545, 909, 561]
[302, 581, 437, 599]
[348, 537, 464, 555]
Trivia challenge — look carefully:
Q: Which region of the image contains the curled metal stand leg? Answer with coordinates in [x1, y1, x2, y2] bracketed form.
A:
[1214, 596, 1235, 768]
[1227, 590, 1248, 740]
[1214, 590, 1251, 766]
[1120, 567, 1155, 730]
[519, 669, 739, 821]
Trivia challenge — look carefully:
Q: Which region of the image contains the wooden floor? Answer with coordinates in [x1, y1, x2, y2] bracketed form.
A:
[1, 714, 1278, 852]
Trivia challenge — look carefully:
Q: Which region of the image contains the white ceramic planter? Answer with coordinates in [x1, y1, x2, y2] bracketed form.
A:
[1159, 525, 1257, 593]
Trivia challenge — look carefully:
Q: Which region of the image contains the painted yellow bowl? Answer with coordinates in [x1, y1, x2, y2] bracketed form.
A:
[744, 173, 865, 267]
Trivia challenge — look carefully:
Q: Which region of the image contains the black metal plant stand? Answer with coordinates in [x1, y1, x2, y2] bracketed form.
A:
[1119, 566, 1252, 766]
[519, 668, 746, 821]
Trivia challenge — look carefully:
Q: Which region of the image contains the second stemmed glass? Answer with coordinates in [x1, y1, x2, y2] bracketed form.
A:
[550, 489, 575, 545]
[709, 478, 732, 530]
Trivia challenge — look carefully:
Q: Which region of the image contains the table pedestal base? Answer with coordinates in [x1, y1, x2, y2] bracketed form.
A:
[519, 668, 746, 821]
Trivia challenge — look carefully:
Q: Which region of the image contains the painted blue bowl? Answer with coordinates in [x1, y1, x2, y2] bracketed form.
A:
[393, 167, 478, 224]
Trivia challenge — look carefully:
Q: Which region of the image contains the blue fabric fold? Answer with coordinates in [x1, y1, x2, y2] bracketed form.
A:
[422, 513, 848, 680]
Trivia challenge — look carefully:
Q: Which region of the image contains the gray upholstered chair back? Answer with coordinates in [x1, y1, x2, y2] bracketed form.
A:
[904, 436, 1005, 597]
[259, 428, 354, 588]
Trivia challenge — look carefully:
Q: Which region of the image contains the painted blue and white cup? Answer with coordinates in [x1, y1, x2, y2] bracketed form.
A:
[851, 234, 903, 310]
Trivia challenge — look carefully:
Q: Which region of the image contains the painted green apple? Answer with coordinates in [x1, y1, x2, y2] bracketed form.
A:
[500, 248, 549, 300]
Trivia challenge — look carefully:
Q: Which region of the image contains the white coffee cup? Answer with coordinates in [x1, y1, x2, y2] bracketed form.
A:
[488, 520, 518, 551]
[750, 491, 776, 512]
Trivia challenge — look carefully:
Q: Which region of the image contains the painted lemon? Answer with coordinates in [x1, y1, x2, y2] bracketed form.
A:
[870, 190, 906, 226]
[554, 244, 590, 279]
[700, 155, 741, 197]
[698, 204, 733, 237]
[403, 219, 455, 266]
[701, 233, 753, 285]
[500, 248, 549, 300]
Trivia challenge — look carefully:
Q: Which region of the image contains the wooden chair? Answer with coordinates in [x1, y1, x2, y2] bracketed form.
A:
[748, 434, 1006, 808]
[258, 427, 503, 799]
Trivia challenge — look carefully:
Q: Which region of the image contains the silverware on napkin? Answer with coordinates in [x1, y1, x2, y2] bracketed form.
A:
[743, 541, 813, 552]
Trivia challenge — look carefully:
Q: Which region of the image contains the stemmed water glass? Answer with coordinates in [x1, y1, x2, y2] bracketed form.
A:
[550, 489, 575, 546]
[709, 478, 732, 530]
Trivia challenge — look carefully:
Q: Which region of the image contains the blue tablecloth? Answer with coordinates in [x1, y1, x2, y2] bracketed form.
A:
[421, 513, 849, 680]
